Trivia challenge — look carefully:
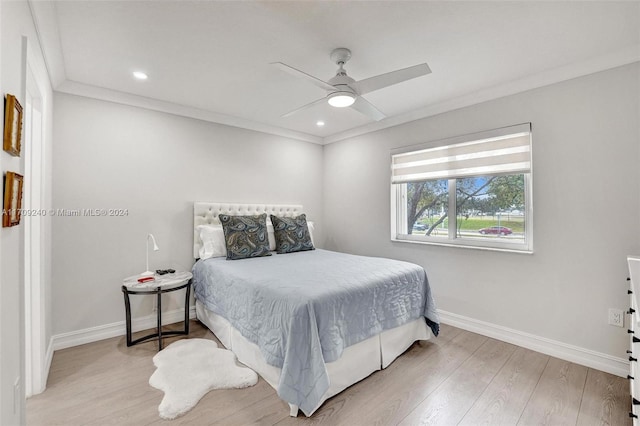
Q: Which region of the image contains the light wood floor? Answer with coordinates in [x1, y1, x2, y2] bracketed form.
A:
[27, 321, 631, 425]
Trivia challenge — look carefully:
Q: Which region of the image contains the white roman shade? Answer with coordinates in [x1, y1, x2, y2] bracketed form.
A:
[391, 123, 531, 184]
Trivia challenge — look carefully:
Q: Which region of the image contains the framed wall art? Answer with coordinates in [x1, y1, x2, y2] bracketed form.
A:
[3, 171, 24, 227]
[3, 94, 23, 157]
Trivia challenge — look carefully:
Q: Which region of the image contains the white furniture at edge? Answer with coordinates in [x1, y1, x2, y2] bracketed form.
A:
[628, 256, 640, 423]
[193, 202, 434, 417]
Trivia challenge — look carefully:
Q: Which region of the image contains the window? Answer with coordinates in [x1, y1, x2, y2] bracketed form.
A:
[391, 124, 532, 252]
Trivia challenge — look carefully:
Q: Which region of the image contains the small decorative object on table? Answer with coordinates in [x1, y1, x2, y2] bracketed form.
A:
[121, 270, 192, 351]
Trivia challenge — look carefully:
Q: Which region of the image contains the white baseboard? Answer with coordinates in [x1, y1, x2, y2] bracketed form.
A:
[52, 306, 197, 351]
[27, 338, 56, 397]
[438, 310, 629, 378]
[44, 337, 54, 385]
[50, 307, 627, 377]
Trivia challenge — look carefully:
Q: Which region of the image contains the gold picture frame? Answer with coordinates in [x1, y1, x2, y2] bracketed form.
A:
[3, 94, 23, 157]
[3, 172, 24, 227]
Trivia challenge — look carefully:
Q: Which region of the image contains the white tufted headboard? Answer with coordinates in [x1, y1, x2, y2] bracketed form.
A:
[193, 202, 304, 258]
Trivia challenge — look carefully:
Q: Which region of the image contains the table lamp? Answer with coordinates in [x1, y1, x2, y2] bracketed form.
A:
[141, 233, 159, 277]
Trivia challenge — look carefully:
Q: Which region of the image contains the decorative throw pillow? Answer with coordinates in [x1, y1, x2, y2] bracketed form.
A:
[218, 214, 272, 260]
[270, 214, 315, 254]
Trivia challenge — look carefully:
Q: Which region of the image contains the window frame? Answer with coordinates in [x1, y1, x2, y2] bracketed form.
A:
[390, 124, 533, 253]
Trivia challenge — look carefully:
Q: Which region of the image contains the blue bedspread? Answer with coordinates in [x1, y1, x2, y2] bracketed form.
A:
[192, 249, 439, 415]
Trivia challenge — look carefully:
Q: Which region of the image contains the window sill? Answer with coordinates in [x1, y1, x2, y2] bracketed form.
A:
[391, 236, 533, 254]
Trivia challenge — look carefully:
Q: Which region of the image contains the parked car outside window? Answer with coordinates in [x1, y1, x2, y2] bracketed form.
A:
[478, 226, 513, 235]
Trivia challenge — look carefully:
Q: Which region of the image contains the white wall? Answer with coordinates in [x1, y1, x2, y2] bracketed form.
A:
[1, 0, 53, 424]
[52, 93, 324, 336]
[323, 63, 640, 365]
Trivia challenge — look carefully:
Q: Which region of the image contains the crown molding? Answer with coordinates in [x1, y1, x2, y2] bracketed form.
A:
[324, 46, 640, 144]
[58, 46, 639, 147]
[57, 80, 324, 144]
[28, 0, 66, 88]
[28, 0, 322, 145]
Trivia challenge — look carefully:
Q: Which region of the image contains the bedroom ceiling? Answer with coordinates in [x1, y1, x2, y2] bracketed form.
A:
[34, 1, 640, 144]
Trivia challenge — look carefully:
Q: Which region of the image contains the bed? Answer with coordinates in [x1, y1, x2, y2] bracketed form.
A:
[191, 202, 439, 417]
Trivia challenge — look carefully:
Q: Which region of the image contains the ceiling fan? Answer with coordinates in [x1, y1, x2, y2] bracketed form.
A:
[272, 48, 431, 122]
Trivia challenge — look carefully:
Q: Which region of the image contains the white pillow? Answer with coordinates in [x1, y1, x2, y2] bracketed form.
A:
[197, 225, 226, 259]
[307, 221, 315, 246]
[198, 222, 279, 259]
[267, 223, 276, 251]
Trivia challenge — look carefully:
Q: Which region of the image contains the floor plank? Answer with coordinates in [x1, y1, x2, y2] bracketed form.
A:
[397, 339, 517, 426]
[336, 329, 488, 426]
[576, 368, 632, 426]
[459, 346, 549, 426]
[212, 392, 291, 426]
[516, 357, 588, 425]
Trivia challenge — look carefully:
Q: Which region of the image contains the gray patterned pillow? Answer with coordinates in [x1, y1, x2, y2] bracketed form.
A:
[270, 214, 315, 254]
[218, 214, 272, 260]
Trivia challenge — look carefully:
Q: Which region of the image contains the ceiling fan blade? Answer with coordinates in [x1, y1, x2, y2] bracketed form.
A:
[272, 62, 336, 92]
[281, 96, 327, 118]
[351, 63, 431, 95]
[350, 96, 386, 121]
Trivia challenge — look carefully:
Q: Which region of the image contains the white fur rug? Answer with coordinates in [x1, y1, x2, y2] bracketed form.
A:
[149, 338, 258, 420]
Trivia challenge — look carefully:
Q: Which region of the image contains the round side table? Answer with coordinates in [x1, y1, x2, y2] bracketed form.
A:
[121, 271, 192, 350]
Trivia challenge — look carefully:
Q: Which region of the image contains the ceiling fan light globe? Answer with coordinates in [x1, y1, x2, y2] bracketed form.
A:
[327, 92, 356, 108]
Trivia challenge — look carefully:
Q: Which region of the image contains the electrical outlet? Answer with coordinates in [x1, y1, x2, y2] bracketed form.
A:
[609, 308, 624, 327]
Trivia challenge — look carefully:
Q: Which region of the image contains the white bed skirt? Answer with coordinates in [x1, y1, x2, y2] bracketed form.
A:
[195, 300, 432, 416]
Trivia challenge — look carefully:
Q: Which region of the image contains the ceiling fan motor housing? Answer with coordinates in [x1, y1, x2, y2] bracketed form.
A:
[328, 76, 356, 91]
[330, 47, 352, 65]
[328, 48, 356, 95]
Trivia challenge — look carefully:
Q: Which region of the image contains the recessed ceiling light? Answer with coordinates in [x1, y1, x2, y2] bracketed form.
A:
[133, 71, 148, 80]
[316, 121, 325, 127]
